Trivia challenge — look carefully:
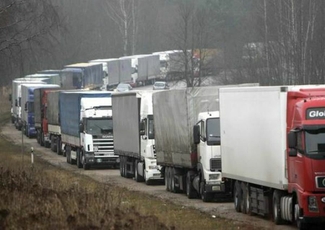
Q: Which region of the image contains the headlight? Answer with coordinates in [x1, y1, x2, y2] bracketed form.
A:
[149, 165, 158, 170]
[308, 196, 319, 212]
[209, 174, 220, 180]
[93, 146, 98, 151]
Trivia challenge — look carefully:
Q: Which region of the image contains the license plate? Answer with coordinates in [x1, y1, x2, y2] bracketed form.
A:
[212, 186, 221, 191]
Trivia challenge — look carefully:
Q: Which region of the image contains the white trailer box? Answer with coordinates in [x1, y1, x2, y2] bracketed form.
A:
[219, 86, 288, 189]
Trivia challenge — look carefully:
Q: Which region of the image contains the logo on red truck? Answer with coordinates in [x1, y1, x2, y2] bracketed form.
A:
[306, 108, 325, 119]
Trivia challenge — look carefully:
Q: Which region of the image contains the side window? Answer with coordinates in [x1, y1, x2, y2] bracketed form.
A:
[200, 121, 205, 140]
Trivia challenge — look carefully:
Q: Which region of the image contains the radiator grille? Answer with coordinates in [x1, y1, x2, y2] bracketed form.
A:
[210, 158, 221, 171]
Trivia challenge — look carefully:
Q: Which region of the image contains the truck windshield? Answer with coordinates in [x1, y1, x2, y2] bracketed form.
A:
[206, 118, 221, 145]
[305, 129, 325, 159]
[148, 115, 154, 139]
[86, 118, 113, 135]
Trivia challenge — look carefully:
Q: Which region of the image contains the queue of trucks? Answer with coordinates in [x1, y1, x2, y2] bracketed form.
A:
[8, 51, 325, 229]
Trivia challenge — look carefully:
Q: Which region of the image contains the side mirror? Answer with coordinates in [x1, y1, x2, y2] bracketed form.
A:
[24, 103, 27, 111]
[288, 131, 297, 148]
[9, 94, 12, 102]
[15, 99, 18, 107]
[79, 122, 84, 133]
[193, 125, 200, 144]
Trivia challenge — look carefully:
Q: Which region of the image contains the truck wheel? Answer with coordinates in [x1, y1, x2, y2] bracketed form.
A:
[119, 157, 123, 176]
[165, 167, 170, 191]
[37, 131, 41, 144]
[56, 138, 62, 156]
[294, 199, 308, 230]
[234, 181, 242, 212]
[273, 190, 284, 225]
[134, 160, 144, 182]
[40, 131, 44, 146]
[82, 150, 89, 170]
[76, 149, 82, 168]
[241, 183, 251, 215]
[186, 171, 197, 199]
[66, 146, 71, 164]
[170, 167, 176, 192]
[200, 181, 213, 202]
[51, 136, 57, 153]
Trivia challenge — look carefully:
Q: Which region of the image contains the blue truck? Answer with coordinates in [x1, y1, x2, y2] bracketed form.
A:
[60, 91, 118, 170]
[21, 83, 59, 137]
[61, 63, 104, 90]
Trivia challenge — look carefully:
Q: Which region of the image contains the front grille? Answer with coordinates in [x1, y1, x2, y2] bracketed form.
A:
[316, 176, 325, 188]
[210, 158, 221, 171]
[93, 138, 114, 153]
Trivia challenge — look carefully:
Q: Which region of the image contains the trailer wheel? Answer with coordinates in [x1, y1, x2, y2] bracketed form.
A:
[119, 156, 123, 176]
[165, 167, 170, 191]
[234, 181, 242, 212]
[51, 136, 57, 153]
[273, 190, 284, 224]
[66, 145, 71, 164]
[241, 182, 251, 214]
[76, 148, 82, 168]
[40, 131, 45, 146]
[186, 171, 197, 199]
[37, 130, 41, 144]
[56, 137, 62, 155]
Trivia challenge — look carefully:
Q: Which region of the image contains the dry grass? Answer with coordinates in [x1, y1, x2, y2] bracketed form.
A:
[0, 93, 261, 230]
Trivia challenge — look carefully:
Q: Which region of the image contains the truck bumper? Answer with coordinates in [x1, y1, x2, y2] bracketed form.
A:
[205, 182, 227, 193]
[85, 154, 119, 166]
[145, 169, 164, 181]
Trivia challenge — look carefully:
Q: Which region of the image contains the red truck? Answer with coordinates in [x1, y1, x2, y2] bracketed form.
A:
[219, 86, 325, 229]
[34, 88, 60, 148]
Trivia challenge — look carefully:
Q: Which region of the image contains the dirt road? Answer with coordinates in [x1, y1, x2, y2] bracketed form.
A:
[1, 123, 295, 230]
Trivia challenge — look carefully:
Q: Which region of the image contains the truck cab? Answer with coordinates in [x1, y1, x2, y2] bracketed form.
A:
[193, 111, 228, 201]
[79, 97, 117, 169]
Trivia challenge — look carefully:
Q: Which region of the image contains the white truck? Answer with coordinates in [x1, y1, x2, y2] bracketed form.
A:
[60, 91, 118, 170]
[112, 90, 163, 184]
[12, 78, 49, 130]
[219, 86, 325, 229]
[153, 87, 230, 202]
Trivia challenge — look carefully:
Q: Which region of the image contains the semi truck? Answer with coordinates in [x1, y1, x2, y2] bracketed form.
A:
[12, 78, 50, 130]
[61, 63, 104, 90]
[47, 90, 63, 155]
[89, 58, 132, 90]
[34, 86, 60, 147]
[112, 91, 163, 184]
[60, 91, 118, 170]
[152, 87, 231, 202]
[219, 86, 325, 229]
[21, 84, 59, 137]
[137, 54, 160, 86]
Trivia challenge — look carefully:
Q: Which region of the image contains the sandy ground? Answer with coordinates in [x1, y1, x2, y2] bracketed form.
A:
[1, 123, 296, 230]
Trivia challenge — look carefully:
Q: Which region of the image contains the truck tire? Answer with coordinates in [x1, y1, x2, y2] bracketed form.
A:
[165, 167, 170, 191]
[234, 181, 242, 212]
[40, 131, 44, 146]
[51, 136, 57, 153]
[76, 148, 82, 168]
[134, 160, 144, 182]
[186, 171, 197, 199]
[294, 198, 308, 230]
[66, 146, 71, 164]
[119, 156, 124, 177]
[56, 138, 61, 155]
[170, 168, 180, 193]
[273, 190, 284, 225]
[37, 130, 41, 144]
[82, 150, 90, 170]
[241, 183, 251, 215]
